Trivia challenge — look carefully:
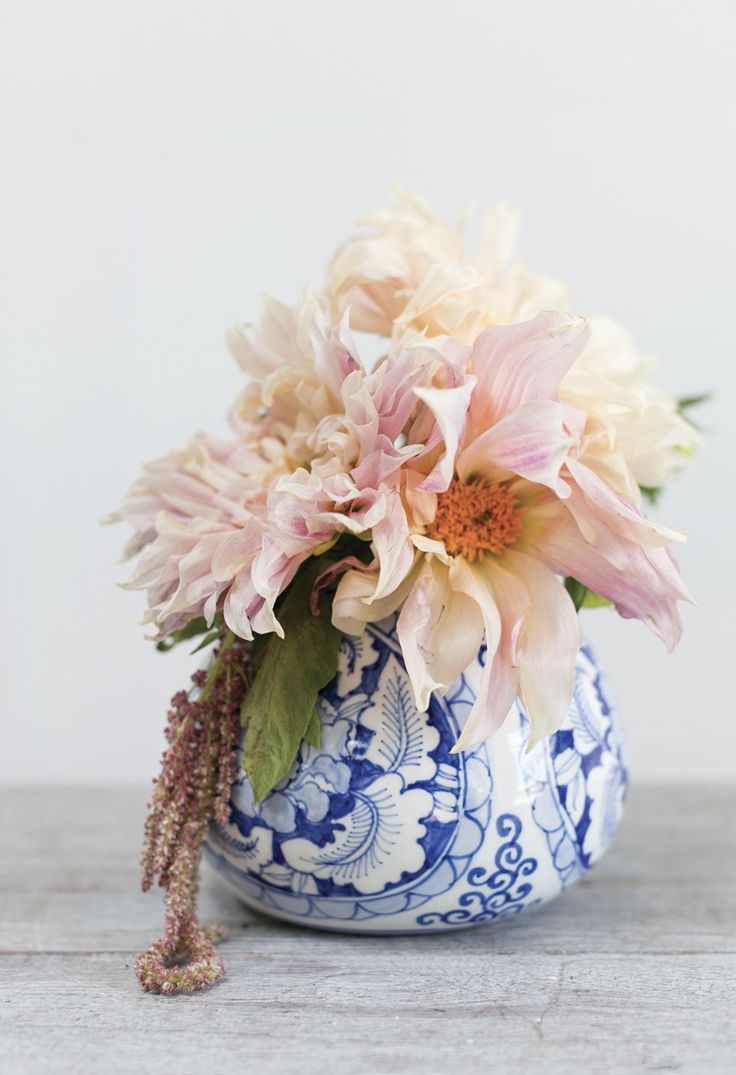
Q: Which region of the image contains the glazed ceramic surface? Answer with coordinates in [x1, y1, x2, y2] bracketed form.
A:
[205, 616, 627, 933]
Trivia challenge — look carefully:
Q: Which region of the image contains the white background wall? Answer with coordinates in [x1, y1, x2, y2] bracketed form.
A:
[1, 0, 733, 785]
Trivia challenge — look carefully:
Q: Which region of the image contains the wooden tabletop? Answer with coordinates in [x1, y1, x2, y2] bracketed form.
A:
[1, 785, 734, 1074]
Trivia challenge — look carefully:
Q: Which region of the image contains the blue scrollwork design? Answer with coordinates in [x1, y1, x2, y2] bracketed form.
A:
[415, 814, 539, 928]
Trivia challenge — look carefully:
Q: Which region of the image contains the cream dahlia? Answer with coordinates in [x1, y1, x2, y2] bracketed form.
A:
[327, 188, 569, 340]
[326, 190, 700, 506]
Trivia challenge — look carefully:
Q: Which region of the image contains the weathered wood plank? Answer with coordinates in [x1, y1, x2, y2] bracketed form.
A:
[1, 785, 734, 1073]
[2, 786, 734, 956]
[1, 952, 734, 1074]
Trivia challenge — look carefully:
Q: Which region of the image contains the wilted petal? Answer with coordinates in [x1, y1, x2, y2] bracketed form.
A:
[457, 399, 579, 495]
[397, 558, 484, 712]
[222, 570, 257, 640]
[227, 295, 299, 379]
[566, 457, 684, 547]
[332, 564, 418, 635]
[211, 523, 262, 582]
[413, 378, 476, 492]
[446, 557, 504, 751]
[351, 436, 423, 490]
[310, 302, 362, 399]
[369, 485, 416, 602]
[502, 552, 581, 749]
[467, 312, 590, 438]
[537, 510, 688, 651]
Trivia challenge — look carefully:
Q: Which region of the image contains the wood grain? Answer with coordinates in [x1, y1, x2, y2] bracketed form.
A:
[1, 785, 734, 1074]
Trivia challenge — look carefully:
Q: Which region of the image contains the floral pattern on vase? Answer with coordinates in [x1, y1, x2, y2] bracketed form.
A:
[205, 617, 627, 933]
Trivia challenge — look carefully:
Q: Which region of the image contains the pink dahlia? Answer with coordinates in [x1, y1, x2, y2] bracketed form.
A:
[110, 294, 434, 641]
[332, 312, 691, 749]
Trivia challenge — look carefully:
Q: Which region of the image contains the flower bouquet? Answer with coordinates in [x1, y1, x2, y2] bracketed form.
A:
[110, 191, 701, 993]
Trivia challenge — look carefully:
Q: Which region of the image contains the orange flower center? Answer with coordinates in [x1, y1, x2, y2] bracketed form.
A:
[427, 479, 523, 561]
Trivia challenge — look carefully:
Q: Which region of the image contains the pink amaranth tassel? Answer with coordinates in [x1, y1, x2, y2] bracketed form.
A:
[137, 638, 249, 994]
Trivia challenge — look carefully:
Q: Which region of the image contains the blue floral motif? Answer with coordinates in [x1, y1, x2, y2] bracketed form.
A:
[518, 643, 628, 886]
[204, 624, 627, 933]
[206, 618, 478, 921]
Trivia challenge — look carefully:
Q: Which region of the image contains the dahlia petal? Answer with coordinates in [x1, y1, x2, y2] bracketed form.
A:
[537, 511, 687, 651]
[227, 295, 297, 378]
[446, 557, 504, 751]
[397, 265, 491, 339]
[402, 469, 438, 529]
[467, 312, 590, 437]
[457, 399, 579, 495]
[331, 567, 417, 635]
[449, 556, 542, 752]
[397, 558, 484, 712]
[369, 486, 416, 602]
[310, 302, 362, 399]
[476, 202, 519, 275]
[413, 378, 476, 493]
[222, 571, 256, 641]
[350, 436, 423, 490]
[566, 457, 684, 547]
[211, 525, 262, 582]
[502, 552, 581, 749]
[370, 348, 428, 441]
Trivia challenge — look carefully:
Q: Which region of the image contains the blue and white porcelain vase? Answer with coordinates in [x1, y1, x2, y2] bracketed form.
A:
[205, 616, 627, 933]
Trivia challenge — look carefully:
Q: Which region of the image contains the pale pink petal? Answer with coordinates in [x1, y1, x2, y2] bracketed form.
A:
[449, 557, 537, 752]
[397, 558, 484, 712]
[466, 312, 590, 439]
[247, 534, 307, 638]
[369, 485, 416, 602]
[566, 457, 684, 547]
[222, 570, 257, 640]
[227, 295, 298, 378]
[476, 202, 519, 275]
[446, 557, 504, 751]
[402, 468, 438, 529]
[537, 510, 687, 651]
[457, 400, 580, 495]
[502, 551, 581, 749]
[211, 524, 263, 582]
[350, 436, 423, 490]
[331, 565, 418, 635]
[413, 378, 476, 492]
[370, 348, 427, 442]
[156, 536, 229, 627]
[310, 303, 362, 399]
[481, 558, 531, 723]
[397, 264, 490, 339]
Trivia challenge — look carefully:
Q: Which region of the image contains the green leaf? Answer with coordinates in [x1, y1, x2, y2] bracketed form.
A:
[580, 589, 612, 609]
[564, 576, 612, 612]
[156, 616, 211, 652]
[240, 555, 341, 802]
[639, 485, 663, 506]
[677, 391, 712, 414]
[190, 628, 221, 655]
[565, 577, 587, 611]
[305, 706, 321, 750]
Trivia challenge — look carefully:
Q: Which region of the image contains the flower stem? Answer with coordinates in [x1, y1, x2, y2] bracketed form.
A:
[196, 630, 236, 703]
